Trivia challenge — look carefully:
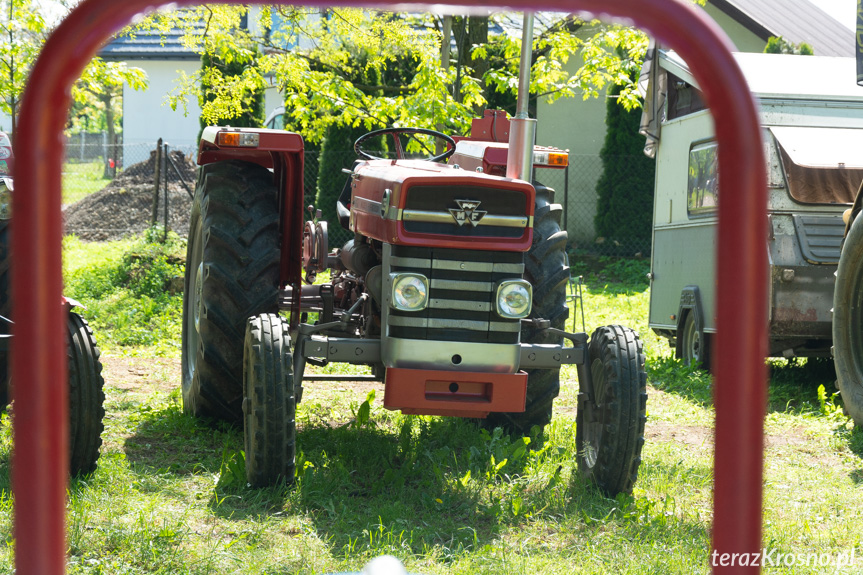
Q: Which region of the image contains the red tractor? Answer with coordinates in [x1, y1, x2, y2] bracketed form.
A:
[0, 132, 105, 476]
[182, 17, 646, 496]
[181, 115, 647, 495]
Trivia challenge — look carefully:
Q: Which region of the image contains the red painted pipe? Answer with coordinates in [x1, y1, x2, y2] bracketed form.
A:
[14, 0, 766, 573]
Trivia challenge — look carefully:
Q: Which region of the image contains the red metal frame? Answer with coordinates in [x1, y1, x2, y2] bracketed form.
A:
[13, 0, 766, 573]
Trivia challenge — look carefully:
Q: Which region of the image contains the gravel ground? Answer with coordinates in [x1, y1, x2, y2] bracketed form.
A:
[64, 150, 197, 242]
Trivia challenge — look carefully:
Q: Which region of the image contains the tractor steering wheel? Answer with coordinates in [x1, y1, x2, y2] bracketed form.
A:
[354, 127, 456, 162]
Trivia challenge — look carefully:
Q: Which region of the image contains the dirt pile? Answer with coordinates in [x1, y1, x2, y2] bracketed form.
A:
[64, 150, 197, 242]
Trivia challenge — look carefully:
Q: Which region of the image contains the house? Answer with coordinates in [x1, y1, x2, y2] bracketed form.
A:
[99, 21, 282, 167]
[535, 0, 855, 245]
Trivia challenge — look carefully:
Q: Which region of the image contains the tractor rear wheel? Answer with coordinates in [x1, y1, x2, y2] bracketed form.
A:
[67, 311, 105, 475]
[182, 160, 281, 423]
[485, 184, 569, 435]
[833, 213, 863, 425]
[243, 313, 296, 487]
[576, 325, 647, 495]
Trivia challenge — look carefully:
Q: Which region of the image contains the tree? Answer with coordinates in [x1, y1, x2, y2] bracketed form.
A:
[0, 0, 147, 169]
[594, 79, 655, 254]
[199, 46, 265, 137]
[764, 36, 814, 55]
[0, 0, 48, 134]
[142, 4, 706, 143]
[73, 58, 147, 177]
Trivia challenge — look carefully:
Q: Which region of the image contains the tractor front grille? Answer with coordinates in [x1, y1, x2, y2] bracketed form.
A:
[401, 184, 530, 238]
[387, 245, 524, 344]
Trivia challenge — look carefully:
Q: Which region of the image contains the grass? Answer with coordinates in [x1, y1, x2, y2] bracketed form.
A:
[63, 160, 113, 205]
[0, 240, 860, 573]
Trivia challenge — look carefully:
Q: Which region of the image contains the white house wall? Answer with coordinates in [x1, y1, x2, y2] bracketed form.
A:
[121, 59, 202, 165]
[536, 79, 608, 245]
[701, 4, 766, 52]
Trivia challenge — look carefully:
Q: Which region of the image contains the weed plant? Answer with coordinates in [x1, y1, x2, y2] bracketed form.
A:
[63, 228, 185, 354]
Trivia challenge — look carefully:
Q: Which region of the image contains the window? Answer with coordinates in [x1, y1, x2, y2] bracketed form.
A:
[688, 142, 718, 215]
[267, 112, 285, 131]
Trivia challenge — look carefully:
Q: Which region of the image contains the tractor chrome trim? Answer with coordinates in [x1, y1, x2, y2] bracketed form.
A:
[353, 196, 382, 215]
[399, 209, 531, 228]
[388, 315, 520, 332]
[429, 278, 493, 292]
[429, 298, 492, 312]
[390, 255, 432, 269]
[390, 257, 524, 275]
[383, 337, 521, 372]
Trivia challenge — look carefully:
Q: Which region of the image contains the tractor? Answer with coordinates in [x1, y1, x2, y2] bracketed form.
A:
[0, 131, 105, 476]
[181, 15, 647, 495]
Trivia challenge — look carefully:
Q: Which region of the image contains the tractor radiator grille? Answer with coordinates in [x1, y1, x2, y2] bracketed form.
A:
[388, 245, 524, 344]
[401, 184, 530, 238]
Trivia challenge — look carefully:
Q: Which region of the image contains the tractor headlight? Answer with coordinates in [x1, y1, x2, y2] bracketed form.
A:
[496, 280, 532, 319]
[0, 178, 12, 220]
[391, 273, 429, 311]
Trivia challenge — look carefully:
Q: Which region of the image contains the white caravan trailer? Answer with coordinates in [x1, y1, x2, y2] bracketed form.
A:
[644, 51, 863, 368]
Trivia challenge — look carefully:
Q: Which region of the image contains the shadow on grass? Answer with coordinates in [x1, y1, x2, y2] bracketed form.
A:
[649, 355, 838, 416]
[117, 393, 705, 563]
[123, 400, 241, 476]
[210, 417, 514, 556]
[569, 254, 650, 296]
[767, 357, 836, 414]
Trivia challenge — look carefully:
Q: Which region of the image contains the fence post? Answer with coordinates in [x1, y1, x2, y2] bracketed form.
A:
[79, 132, 84, 162]
[151, 138, 162, 228]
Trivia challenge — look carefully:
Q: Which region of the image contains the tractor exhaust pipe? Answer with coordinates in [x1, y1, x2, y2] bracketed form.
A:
[506, 12, 536, 182]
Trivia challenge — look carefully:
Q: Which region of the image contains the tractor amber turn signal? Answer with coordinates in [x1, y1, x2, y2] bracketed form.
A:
[216, 131, 260, 148]
[533, 149, 568, 167]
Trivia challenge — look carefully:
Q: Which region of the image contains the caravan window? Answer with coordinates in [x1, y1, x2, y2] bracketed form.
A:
[687, 142, 718, 215]
[772, 127, 863, 205]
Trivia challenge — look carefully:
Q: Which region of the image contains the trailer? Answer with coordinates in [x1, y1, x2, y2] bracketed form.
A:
[644, 50, 863, 367]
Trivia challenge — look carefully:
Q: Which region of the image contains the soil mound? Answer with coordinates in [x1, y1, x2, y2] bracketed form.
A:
[64, 150, 197, 242]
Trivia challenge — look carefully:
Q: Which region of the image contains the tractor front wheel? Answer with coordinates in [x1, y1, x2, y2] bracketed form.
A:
[576, 325, 647, 495]
[67, 311, 105, 475]
[833, 212, 863, 425]
[182, 160, 281, 423]
[243, 313, 296, 487]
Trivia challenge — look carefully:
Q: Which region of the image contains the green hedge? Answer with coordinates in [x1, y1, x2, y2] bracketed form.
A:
[594, 83, 655, 254]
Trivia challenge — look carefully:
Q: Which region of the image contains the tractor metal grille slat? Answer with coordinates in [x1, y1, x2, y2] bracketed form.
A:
[388, 246, 523, 344]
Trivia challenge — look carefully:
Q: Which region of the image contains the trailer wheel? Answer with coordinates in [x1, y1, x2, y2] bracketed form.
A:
[67, 312, 105, 475]
[243, 313, 296, 487]
[485, 184, 569, 435]
[576, 325, 647, 495]
[182, 160, 281, 423]
[833, 212, 863, 425]
[680, 311, 711, 370]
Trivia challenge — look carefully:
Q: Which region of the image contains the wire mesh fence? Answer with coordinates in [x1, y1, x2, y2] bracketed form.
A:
[60, 142, 652, 256]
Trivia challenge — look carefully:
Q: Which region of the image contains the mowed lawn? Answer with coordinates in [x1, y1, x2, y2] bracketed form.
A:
[0, 241, 859, 574]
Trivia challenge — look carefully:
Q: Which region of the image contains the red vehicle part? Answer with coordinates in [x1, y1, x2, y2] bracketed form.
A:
[198, 126, 306, 317]
[349, 160, 535, 251]
[383, 367, 528, 418]
[451, 110, 569, 176]
[13, 1, 766, 574]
